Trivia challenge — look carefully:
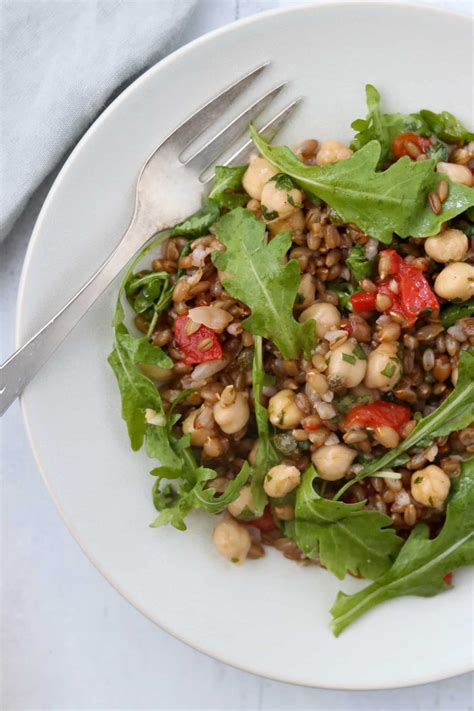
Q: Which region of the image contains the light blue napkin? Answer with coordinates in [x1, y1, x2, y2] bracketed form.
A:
[0, 0, 197, 239]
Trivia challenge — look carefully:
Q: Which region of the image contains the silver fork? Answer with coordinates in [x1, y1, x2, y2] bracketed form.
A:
[0, 63, 300, 415]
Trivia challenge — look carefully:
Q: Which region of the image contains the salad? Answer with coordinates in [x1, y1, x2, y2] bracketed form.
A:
[109, 86, 474, 635]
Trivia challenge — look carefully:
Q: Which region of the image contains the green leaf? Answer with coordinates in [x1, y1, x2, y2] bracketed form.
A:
[250, 336, 280, 513]
[209, 165, 248, 209]
[171, 201, 220, 237]
[294, 467, 402, 580]
[151, 482, 195, 531]
[349, 348, 474, 484]
[350, 84, 429, 164]
[125, 271, 172, 315]
[346, 244, 374, 281]
[419, 110, 474, 144]
[151, 463, 251, 530]
[194, 462, 251, 513]
[251, 127, 474, 244]
[441, 299, 474, 328]
[330, 458, 474, 635]
[212, 208, 316, 359]
[108, 331, 173, 454]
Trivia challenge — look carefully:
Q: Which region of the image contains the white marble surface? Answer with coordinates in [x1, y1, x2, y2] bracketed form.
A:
[1, 1, 473, 709]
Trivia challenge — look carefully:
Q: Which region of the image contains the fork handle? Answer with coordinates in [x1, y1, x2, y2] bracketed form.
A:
[0, 219, 150, 416]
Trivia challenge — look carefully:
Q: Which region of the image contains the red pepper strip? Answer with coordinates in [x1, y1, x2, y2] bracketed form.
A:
[303, 422, 321, 431]
[173, 313, 222, 365]
[377, 250, 439, 327]
[392, 132, 432, 159]
[343, 401, 411, 435]
[351, 291, 377, 314]
[443, 572, 453, 585]
[249, 506, 277, 532]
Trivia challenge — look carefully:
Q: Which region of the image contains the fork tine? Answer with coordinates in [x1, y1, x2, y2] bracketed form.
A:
[165, 63, 269, 151]
[201, 97, 302, 183]
[182, 82, 287, 173]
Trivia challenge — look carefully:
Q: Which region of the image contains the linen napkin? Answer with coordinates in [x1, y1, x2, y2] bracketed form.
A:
[0, 0, 197, 240]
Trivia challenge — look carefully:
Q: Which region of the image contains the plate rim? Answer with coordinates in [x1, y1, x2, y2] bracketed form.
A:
[16, 0, 474, 690]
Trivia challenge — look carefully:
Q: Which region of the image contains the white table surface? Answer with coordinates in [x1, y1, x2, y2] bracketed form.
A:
[1, 1, 473, 709]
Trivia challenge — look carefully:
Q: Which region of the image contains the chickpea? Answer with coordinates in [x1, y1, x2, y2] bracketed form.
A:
[268, 389, 303, 429]
[260, 180, 303, 221]
[267, 209, 305, 237]
[327, 337, 367, 388]
[296, 273, 316, 310]
[411, 465, 451, 508]
[213, 519, 251, 563]
[182, 408, 211, 446]
[316, 140, 353, 166]
[312, 444, 357, 481]
[434, 262, 474, 302]
[264, 464, 301, 498]
[436, 162, 473, 187]
[299, 302, 341, 339]
[227, 485, 257, 519]
[242, 156, 278, 200]
[364, 342, 402, 392]
[213, 385, 250, 434]
[424, 229, 468, 264]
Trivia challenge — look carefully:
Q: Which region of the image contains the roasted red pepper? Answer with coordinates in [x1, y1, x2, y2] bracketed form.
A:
[249, 506, 277, 532]
[343, 401, 411, 435]
[173, 313, 222, 365]
[376, 250, 439, 326]
[392, 132, 432, 159]
[351, 291, 377, 314]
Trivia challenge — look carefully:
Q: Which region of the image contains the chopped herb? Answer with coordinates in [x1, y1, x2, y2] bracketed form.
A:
[346, 244, 374, 280]
[261, 205, 279, 221]
[272, 173, 295, 190]
[353, 344, 367, 360]
[414, 476, 424, 484]
[287, 194, 304, 209]
[342, 353, 357, 365]
[381, 363, 396, 378]
[273, 432, 298, 455]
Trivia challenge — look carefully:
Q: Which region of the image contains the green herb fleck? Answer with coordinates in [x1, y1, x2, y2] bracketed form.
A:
[381, 363, 396, 378]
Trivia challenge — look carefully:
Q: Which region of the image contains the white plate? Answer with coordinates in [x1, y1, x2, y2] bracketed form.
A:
[18, 1, 474, 690]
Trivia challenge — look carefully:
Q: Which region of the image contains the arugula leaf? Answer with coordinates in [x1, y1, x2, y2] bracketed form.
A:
[151, 483, 194, 531]
[294, 467, 402, 580]
[212, 208, 315, 359]
[151, 463, 251, 530]
[330, 458, 474, 635]
[441, 299, 474, 328]
[125, 271, 171, 314]
[350, 85, 429, 164]
[251, 128, 474, 244]
[346, 245, 374, 280]
[171, 201, 220, 237]
[419, 110, 474, 144]
[209, 165, 248, 209]
[339, 348, 474, 492]
[250, 336, 280, 513]
[194, 462, 251, 513]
